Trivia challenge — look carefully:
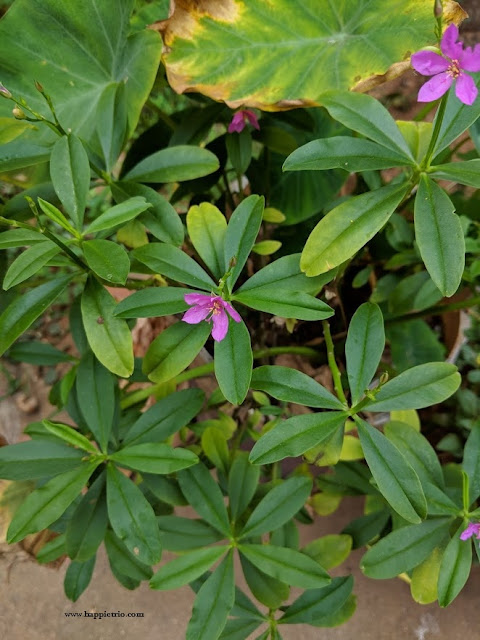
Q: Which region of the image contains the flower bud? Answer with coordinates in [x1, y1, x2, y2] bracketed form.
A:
[0, 82, 11, 99]
[379, 372, 389, 386]
[12, 106, 26, 120]
[34, 80, 44, 93]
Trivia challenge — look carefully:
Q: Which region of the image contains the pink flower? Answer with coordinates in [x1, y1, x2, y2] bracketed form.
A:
[182, 293, 241, 342]
[460, 522, 480, 541]
[411, 24, 480, 105]
[228, 109, 260, 134]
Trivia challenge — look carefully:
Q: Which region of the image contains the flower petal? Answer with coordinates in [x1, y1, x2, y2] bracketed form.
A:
[417, 72, 452, 102]
[441, 23, 463, 59]
[223, 301, 242, 322]
[184, 293, 212, 306]
[456, 72, 478, 105]
[211, 310, 229, 341]
[411, 51, 449, 76]
[228, 112, 245, 134]
[245, 109, 260, 130]
[182, 305, 210, 324]
[459, 44, 480, 72]
[460, 523, 480, 540]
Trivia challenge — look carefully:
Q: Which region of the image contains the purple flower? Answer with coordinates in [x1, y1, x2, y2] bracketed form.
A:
[228, 109, 260, 134]
[182, 293, 241, 342]
[411, 24, 480, 105]
[0, 82, 11, 98]
[460, 522, 480, 541]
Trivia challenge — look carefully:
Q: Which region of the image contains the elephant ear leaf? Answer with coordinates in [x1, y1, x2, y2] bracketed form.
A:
[162, 0, 435, 109]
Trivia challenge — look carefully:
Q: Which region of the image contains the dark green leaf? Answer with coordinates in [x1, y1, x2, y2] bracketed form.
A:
[430, 159, 480, 188]
[0, 440, 84, 480]
[42, 420, 97, 454]
[111, 443, 198, 474]
[233, 288, 333, 321]
[141, 474, 187, 506]
[342, 509, 390, 548]
[64, 556, 96, 602]
[463, 423, 480, 504]
[83, 239, 130, 285]
[96, 82, 128, 172]
[157, 516, 224, 551]
[124, 146, 219, 183]
[240, 554, 289, 609]
[104, 529, 153, 581]
[3, 241, 60, 291]
[114, 286, 193, 318]
[214, 318, 252, 405]
[280, 575, 353, 625]
[150, 545, 227, 590]
[36, 533, 67, 564]
[85, 197, 151, 234]
[219, 618, 262, 640]
[228, 452, 260, 521]
[437, 522, 473, 607]
[7, 341, 74, 365]
[66, 473, 108, 561]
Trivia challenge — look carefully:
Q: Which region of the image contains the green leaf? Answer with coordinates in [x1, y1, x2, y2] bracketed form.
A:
[233, 288, 333, 321]
[437, 522, 473, 607]
[112, 182, 184, 246]
[143, 321, 210, 384]
[414, 175, 464, 297]
[301, 183, 408, 276]
[85, 197, 151, 234]
[113, 286, 192, 318]
[411, 547, 443, 605]
[0, 0, 162, 146]
[237, 254, 336, 295]
[123, 387, 205, 446]
[239, 476, 312, 539]
[240, 554, 289, 609]
[82, 239, 130, 285]
[202, 427, 230, 474]
[81, 277, 134, 377]
[142, 475, 187, 507]
[252, 240, 281, 256]
[0, 275, 71, 357]
[0, 117, 35, 144]
[384, 421, 444, 488]
[280, 575, 353, 625]
[361, 518, 451, 579]
[124, 146, 219, 183]
[219, 619, 262, 640]
[106, 463, 162, 565]
[355, 417, 426, 523]
[0, 141, 50, 172]
[3, 241, 60, 290]
[228, 452, 260, 521]
[7, 461, 99, 543]
[226, 129, 252, 174]
[177, 463, 230, 536]
[430, 159, 480, 188]
[239, 544, 330, 589]
[186, 551, 235, 640]
[224, 195, 264, 290]
[66, 473, 108, 562]
[50, 134, 90, 230]
[134, 243, 216, 290]
[187, 203, 227, 279]
[157, 516, 223, 551]
[76, 350, 115, 452]
[302, 534, 353, 570]
[104, 529, 153, 582]
[150, 545, 227, 590]
[463, 423, 480, 504]
[214, 318, 252, 405]
[111, 443, 198, 474]
[0, 439, 84, 480]
[0, 229, 46, 248]
[252, 365, 344, 410]
[345, 302, 385, 405]
[364, 362, 461, 412]
[249, 411, 347, 465]
[36, 533, 67, 564]
[320, 91, 413, 158]
[162, 2, 434, 111]
[343, 509, 390, 549]
[37, 198, 79, 237]
[96, 82, 128, 172]
[42, 420, 97, 454]
[284, 137, 412, 172]
[64, 556, 96, 602]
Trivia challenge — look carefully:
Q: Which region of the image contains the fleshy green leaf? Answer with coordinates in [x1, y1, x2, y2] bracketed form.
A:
[124, 146, 219, 183]
[249, 411, 347, 465]
[150, 545, 227, 590]
[345, 302, 385, 405]
[2, 241, 60, 291]
[83, 239, 130, 285]
[96, 82, 128, 172]
[430, 159, 480, 188]
[240, 554, 289, 609]
[437, 522, 473, 607]
[302, 534, 353, 570]
[355, 417, 426, 523]
[66, 473, 108, 562]
[7, 461, 99, 543]
[0, 275, 71, 356]
[50, 134, 90, 229]
[84, 197, 151, 234]
[42, 420, 97, 454]
[228, 452, 260, 521]
[280, 575, 353, 625]
[364, 362, 461, 412]
[239, 544, 330, 589]
[64, 556, 96, 602]
[37, 198, 79, 237]
[239, 476, 312, 539]
[414, 175, 464, 297]
[110, 443, 198, 474]
[0, 439, 85, 480]
[106, 463, 162, 565]
[187, 203, 227, 279]
[81, 277, 134, 377]
[113, 286, 192, 318]
[157, 516, 223, 551]
[214, 318, 252, 405]
[463, 423, 480, 504]
[233, 288, 333, 321]
[361, 518, 451, 579]
[143, 321, 211, 384]
[301, 183, 408, 276]
[104, 529, 153, 582]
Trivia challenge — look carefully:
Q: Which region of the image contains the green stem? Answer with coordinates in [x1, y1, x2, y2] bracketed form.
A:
[120, 345, 320, 409]
[425, 93, 449, 167]
[322, 320, 348, 406]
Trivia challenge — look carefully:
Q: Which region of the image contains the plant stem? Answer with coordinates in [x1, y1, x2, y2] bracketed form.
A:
[425, 93, 449, 167]
[120, 345, 320, 409]
[322, 320, 348, 406]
